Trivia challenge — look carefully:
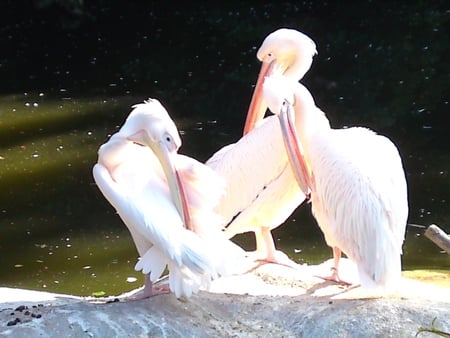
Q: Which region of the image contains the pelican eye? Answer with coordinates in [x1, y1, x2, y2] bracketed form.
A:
[163, 132, 174, 144]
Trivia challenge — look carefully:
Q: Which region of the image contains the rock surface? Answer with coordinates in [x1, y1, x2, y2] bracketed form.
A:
[1, 260, 449, 337]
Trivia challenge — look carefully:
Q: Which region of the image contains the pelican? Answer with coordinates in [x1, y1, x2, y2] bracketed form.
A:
[93, 99, 245, 299]
[206, 28, 316, 267]
[262, 74, 408, 290]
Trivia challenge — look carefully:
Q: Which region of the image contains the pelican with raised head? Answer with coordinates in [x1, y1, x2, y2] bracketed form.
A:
[93, 99, 245, 299]
[206, 28, 316, 267]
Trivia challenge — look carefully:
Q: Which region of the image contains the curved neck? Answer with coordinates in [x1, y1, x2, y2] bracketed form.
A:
[292, 84, 330, 148]
[97, 134, 132, 172]
[283, 46, 314, 81]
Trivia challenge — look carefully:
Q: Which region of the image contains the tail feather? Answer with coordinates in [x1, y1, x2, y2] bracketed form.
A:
[168, 266, 186, 298]
[176, 156, 252, 278]
[133, 227, 218, 287]
[134, 246, 168, 281]
[165, 229, 250, 298]
[358, 233, 403, 291]
[200, 232, 251, 277]
[168, 263, 211, 298]
[134, 153, 247, 299]
[358, 261, 402, 291]
[178, 229, 218, 277]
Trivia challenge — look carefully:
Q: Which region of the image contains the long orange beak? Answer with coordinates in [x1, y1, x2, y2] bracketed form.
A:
[161, 152, 192, 230]
[173, 166, 192, 230]
[243, 59, 277, 135]
[278, 100, 311, 197]
[127, 130, 192, 230]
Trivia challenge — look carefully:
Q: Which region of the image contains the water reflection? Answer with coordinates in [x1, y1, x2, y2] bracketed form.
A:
[0, 92, 448, 296]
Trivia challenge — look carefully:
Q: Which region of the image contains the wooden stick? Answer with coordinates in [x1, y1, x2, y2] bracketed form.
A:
[424, 224, 450, 255]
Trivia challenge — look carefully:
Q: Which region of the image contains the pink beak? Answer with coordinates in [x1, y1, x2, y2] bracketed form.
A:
[243, 59, 277, 135]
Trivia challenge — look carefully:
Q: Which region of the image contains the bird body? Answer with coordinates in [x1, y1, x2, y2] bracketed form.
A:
[308, 126, 407, 287]
[204, 28, 317, 265]
[207, 115, 304, 234]
[206, 116, 306, 264]
[94, 99, 243, 298]
[264, 78, 408, 289]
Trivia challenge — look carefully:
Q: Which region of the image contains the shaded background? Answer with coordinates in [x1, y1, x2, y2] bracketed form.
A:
[0, 0, 448, 296]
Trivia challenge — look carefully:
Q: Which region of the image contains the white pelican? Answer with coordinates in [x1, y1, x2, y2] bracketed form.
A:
[263, 75, 409, 290]
[206, 28, 316, 267]
[93, 99, 245, 299]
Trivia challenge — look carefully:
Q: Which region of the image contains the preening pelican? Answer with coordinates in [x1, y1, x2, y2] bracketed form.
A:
[206, 29, 317, 267]
[93, 99, 245, 299]
[263, 75, 408, 290]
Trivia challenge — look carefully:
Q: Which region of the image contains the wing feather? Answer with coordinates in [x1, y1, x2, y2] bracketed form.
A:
[206, 116, 288, 223]
[309, 127, 408, 288]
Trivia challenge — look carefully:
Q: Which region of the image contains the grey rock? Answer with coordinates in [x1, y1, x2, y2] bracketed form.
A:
[1, 261, 449, 337]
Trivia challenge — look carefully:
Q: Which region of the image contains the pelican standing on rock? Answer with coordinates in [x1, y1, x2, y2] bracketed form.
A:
[262, 74, 408, 290]
[206, 28, 316, 267]
[93, 99, 245, 299]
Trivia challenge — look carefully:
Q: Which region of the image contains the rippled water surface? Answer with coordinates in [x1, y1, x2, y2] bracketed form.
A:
[0, 1, 448, 296]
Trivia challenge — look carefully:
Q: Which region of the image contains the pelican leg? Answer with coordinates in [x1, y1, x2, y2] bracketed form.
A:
[245, 227, 299, 268]
[331, 247, 342, 280]
[244, 227, 268, 260]
[315, 247, 352, 285]
[129, 274, 170, 300]
[260, 227, 299, 268]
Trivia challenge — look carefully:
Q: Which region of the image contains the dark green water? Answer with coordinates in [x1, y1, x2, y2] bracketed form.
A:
[0, 1, 448, 296]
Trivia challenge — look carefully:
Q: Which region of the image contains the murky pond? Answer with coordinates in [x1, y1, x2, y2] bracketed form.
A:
[0, 2, 448, 296]
[1, 92, 448, 297]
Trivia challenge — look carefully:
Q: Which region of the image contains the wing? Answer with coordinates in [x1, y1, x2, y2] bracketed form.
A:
[359, 133, 408, 287]
[175, 154, 250, 276]
[134, 246, 167, 281]
[373, 134, 408, 249]
[225, 165, 306, 236]
[310, 128, 408, 288]
[175, 154, 226, 233]
[206, 116, 289, 223]
[93, 163, 215, 280]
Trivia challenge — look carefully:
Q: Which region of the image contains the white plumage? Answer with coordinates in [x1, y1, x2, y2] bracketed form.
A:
[205, 28, 317, 266]
[263, 76, 408, 289]
[93, 99, 244, 298]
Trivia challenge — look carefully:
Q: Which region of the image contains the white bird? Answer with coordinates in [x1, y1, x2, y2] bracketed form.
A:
[262, 74, 409, 290]
[206, 28, 316, 267]
[93, 99, 245, 299]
